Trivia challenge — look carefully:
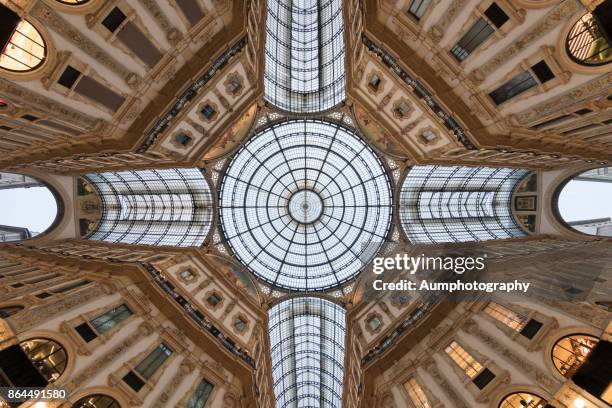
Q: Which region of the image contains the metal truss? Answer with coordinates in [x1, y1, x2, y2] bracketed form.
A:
[399, 165, 529, 244]
[84, 168, 213, 247]
[219, 119, 392, 291]
[268, 297, 345, 408]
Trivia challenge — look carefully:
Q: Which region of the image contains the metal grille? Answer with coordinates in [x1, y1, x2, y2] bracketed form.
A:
[85, 168, 213, 247]
[268, 297, 345, 408]
[264, 0, 346, 113]
[399, 165, 528, 243]
[219, 119, 392, 291]
[567, 13, 612, 66]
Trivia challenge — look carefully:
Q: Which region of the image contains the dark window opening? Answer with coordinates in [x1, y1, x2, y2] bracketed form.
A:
[175, 133, 192, 146]
[472, 368, 495, 389]
[575, 108, 593, 115]
[102, 7, 126, 33]
[484, 2, 509, 29]
[531, 60, 555, 84]
[122, 370, 145, 392]
[20, 114, 38, 121]
[519, 319, 543, 339]
[201, 104, 217, 120]
[57, 65, 81, 89]
[75, 323, 98, 343]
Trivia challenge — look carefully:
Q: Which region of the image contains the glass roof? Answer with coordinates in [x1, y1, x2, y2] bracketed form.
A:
[85, 168, 213, 247]
[269, 297, 345, 408]
[399, 165, 528, 244]
[219, 119, 392, 291]
[264, 0, 345, 113]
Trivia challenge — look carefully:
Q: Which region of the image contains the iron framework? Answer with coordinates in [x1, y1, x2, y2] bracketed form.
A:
[264, 0, 346, 113]
[399, 165, 528, 244]
[85, 168, 213, 247]
[268, 297, 346, 408]
[219, 119, 392, 291]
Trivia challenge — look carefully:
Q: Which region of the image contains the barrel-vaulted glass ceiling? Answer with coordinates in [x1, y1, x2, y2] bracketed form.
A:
[264, 0, 345, 113]
[219, 119, 392, 291]
[85, 169, 213, 247]
[269, 297, 346, 408]
[399, 165, 529, 244]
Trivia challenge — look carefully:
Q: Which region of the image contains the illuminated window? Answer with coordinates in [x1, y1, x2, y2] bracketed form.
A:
[551, 334, 598, 378]
[404, 378, 431, 408]
[567, 13, 612, 66]
[445, 341, 483, 378]
[72, 394, 120, 408]
[484, 302, 528, 331]
[0, 14, 46, 72]
[20, 338, 67, 383]
[499, 392, 548, 408]
[56, 0, 90, 4]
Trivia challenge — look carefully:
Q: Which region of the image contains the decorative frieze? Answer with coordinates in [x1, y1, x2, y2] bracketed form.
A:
[137, 0, 182, 44]
[422, 356, 470, 408]
[462, 318, 558, 390]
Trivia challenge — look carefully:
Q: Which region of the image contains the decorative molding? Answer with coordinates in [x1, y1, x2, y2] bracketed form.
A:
[469, 0, 581, 82]
[7, 284, 107, 333]
[422, 356, 470, 408]
[64, 322, 152, 393]
[462, 318, 558, 390]
[427, 0, 470, 42]
[30, 1, 140, 88]
[152, 358, 194, 408]
[137, 0, 182, 44]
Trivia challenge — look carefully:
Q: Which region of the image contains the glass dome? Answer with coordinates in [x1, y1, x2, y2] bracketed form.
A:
[219, 119, 392, 291]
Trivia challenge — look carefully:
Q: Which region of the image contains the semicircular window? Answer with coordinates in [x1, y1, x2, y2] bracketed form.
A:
[556, 167, 612, 237]
[0, 5, 46, 72]
[264, 0, 345, 113]
[566, 13, 612, 66]
[84, 168, 213, 247]
[268, 297, 345, 408]
[499, 392, 548, 408]
[0, 172, 59, 242]
[399, 165, 529, 244]
[219, 119, 392, 291]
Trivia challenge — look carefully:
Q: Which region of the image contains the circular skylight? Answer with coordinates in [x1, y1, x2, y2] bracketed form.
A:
[219, 119, 392, 291]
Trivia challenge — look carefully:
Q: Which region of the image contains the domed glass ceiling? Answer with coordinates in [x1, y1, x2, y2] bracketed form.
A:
[219, 119, 392, 291]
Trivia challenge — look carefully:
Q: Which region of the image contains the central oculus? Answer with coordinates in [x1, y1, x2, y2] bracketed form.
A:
[219, 119, 392, 291]
[288, 190, 323, 224]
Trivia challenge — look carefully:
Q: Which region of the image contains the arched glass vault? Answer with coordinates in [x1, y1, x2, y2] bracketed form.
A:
[219, 119, 392, 291]
[400, 165, 529, 244]
[264, 0, 346, 113]
[84, 168, 213, 247]
[268, 297, 346, 408]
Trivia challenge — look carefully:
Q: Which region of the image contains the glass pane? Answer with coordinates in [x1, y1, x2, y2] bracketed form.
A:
[134, 343, 172, 379]
[186, 379, 214, 408]
[90, 304, 133, 333]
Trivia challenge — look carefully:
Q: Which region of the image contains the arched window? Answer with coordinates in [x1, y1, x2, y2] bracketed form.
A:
[83, 168, 213, 247]
[0, 305, 24, 318]
[264, 0, 345, 112]
[556, 166, 612, 237]
[268, 297, 345, 408]
[399, 165, 528, 243]
[20, 338, 68, 383]
[566, 13, 612, 66]
[499, 392, 548, 408]
[0, 172, 61, 242]
[0, 5, 46, 72]
[551, 334, 598, 378]
[56, 0, 90, 4]
[72, 395, 120, 408]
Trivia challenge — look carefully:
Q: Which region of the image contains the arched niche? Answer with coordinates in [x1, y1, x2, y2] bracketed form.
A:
[553, 167, 612, 237]
[0, 172, 64, 243]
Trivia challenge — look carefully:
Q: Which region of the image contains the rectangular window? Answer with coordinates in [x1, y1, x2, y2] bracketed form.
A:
[445, 341, 483, 378]
[408, 0, 432, 20]
[134, 343, 172, 380]
[531, 60, 555, 84]
[519, 319, 543, 339]
[484, 302, 528, 331]
[90, 304, 133, 334]
[102, 7, 126, 33]
[472, 367, 495, 389]
[75, 322, 98, 343]
[186, 378, 214, 408]
[403, 378, 431, 408]
[451, 3, 509, 61]
[489, 70, 537, 105]
[57, 65, 81, 89]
